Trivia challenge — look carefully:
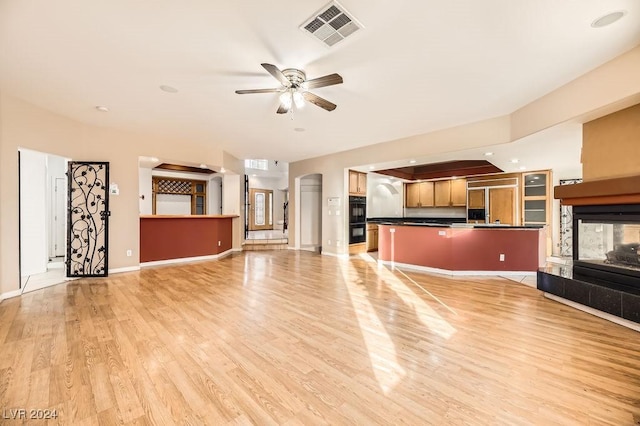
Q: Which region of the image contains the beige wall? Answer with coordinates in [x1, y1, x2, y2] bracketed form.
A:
[511, 46, 640, 141]
[582, 103, 640, 181]
[0, 94, 243, 296]
[289, 45, 640, 256]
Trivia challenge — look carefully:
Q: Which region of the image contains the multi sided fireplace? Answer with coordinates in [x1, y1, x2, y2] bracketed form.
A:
[573, 204, 640, 291]
[539, 177, 640, 325]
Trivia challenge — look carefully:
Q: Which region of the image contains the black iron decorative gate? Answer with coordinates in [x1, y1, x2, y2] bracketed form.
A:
[67, 162, 110, 277]
[244, 174, 249, 239]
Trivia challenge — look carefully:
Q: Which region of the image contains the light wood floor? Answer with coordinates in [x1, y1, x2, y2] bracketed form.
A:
[1, 251, 640, 425]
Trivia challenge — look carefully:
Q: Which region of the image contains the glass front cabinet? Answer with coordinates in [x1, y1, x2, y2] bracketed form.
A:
[521, 170, 551, 227]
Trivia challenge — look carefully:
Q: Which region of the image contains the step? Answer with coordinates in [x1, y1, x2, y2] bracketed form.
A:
[243, 239, 289, 251]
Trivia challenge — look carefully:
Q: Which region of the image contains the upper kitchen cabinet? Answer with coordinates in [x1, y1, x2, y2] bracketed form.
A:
[435, 178, 467, 207]
[349, 170, 367, 196]
[521, 170, 551, 226]
[468, 188, 486, 209]
[405, 181, 434, 208]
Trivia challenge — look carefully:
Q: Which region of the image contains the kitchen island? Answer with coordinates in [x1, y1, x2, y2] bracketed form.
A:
[140, 215, 238, 265]
[377, 222, 545, 275]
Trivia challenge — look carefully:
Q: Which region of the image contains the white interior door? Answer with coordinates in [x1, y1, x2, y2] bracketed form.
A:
[51, 177, 66, 257]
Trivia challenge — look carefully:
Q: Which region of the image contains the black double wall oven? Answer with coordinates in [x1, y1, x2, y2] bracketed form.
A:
[349, 196, 366, 244]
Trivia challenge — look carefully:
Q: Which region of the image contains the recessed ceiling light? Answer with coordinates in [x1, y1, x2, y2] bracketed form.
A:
[511, 159, 519, 163]
[160, 85, 178, 93]
[294, 127, 306, 132]
[519, 166, 527, 170]
[199, 164, 207, 168]
[150, 157, 159, 162]
[409, 159, 417, 164]
[484, 152, 493, 156]
[591, 11, 626, 28]
[95, 106, 109, 112]
[252, 174, 257, 177]
[369, 166, 375, 170]
[219, 167, 226, 173]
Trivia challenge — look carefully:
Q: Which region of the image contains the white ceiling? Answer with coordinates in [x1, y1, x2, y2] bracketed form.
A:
[1, 0, 639, 165]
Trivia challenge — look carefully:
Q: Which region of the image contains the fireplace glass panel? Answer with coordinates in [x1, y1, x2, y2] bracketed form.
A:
[577, 220, 640, 273]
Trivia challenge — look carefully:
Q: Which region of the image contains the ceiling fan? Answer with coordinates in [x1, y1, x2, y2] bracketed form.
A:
[235, 63, 343, 114]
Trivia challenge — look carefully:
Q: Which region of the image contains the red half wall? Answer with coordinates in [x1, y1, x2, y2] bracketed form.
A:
[140, 216, 235, 262]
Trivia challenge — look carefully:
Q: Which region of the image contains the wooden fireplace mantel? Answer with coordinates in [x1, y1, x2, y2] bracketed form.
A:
[554, 175, 640, 206]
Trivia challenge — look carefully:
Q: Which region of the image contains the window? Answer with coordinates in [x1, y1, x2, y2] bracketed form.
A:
[245, 159, 269, 171]
[152, 177, 207, 215]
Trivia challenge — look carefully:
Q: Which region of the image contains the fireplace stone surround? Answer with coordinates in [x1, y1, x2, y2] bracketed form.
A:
[537, 175, 640, 326]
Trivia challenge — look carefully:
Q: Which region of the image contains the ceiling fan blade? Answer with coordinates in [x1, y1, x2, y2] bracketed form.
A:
[302, 73, 343, 89]
[261, 63, 292, 88]
[302, 91, 337, 112]
[235, 88, 283, 94]
[276, 103, 290, 114]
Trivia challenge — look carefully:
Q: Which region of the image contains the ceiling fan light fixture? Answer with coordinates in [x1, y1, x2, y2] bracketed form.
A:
[279, 91, 293, 109]
[293, 91, 305, 108]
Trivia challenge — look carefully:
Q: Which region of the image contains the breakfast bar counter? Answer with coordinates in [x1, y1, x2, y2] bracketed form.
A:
[377, 223, 545, 274]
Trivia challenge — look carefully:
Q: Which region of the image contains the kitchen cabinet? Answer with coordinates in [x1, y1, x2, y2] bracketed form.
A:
[450, 179, 467, 206]
[405, 181, 434, 208]
[434, 181, 451, 207]
[488, 187, 515, 225]
[349, 170, 367, 196]
[366, 223, 378, 252]
[521, 170, 551, 226]
[435, 179, 467, 207]
[468, 188, 485, 209]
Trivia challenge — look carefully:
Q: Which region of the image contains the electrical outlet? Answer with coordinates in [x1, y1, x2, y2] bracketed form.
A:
[218, 241, 221, 247]
[126, 249, 132, 257]
[336, 240, 340, 246]
[328, 240, 332, 245]
[499, 253, 505, 261]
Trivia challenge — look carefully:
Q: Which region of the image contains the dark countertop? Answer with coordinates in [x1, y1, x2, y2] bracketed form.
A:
[366, 217, 466, 224]
[367, 217, 543, 229]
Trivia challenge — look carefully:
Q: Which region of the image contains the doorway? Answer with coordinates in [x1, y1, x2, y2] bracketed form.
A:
[249, 188, 273, 231]
[295, 174, 322, 251]
[19, 148, 70, 293]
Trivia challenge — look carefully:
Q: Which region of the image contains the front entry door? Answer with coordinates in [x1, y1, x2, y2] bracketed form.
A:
[249, 188, 273, 231]
[67, 162, 110, 277]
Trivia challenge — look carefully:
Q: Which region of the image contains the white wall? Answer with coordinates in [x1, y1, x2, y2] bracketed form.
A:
[19, 149, 48, 276]
[367, 173, 404, 218]
[156, 194, 192, 214]
[139, 167, 153, 214]
[404, 207, 467, 218]
[209, 176, 222, 215]
[299, 174, 322, 248]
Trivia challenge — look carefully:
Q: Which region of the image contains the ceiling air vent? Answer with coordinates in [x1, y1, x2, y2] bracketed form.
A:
[300, 1, 363, 47]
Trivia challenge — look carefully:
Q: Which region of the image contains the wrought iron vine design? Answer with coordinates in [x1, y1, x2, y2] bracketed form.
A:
[67, 162, 109, 277]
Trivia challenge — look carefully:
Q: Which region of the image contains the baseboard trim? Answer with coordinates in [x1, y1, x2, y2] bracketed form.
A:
[544, 293, 640, 333]
[376, 260, 536, 277]
[109, 266, 141, 274]
[321, 251, 349, 258]
[0, 289, 21, 301]
[140, 249, 233, 268]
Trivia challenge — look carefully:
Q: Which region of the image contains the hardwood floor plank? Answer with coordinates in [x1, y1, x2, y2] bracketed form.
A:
[1, 251, 639, 425]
